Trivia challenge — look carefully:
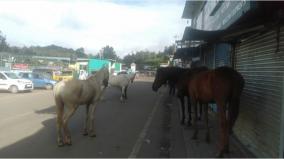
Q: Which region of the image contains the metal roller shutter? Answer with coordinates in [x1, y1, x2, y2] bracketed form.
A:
[234, 25, 284, 157]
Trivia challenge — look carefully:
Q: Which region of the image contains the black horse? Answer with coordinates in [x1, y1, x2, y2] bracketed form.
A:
[152, 66, 208, 125]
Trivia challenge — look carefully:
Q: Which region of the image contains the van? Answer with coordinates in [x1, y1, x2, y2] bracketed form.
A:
[0, 71, 34, 93]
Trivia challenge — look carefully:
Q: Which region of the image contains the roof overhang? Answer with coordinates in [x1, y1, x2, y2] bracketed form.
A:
[182, 27, 226, 42]
[181, 24, 266, 44]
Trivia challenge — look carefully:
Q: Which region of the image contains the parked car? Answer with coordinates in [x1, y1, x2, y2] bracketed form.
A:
[19, 72, 57, 90]
[0, 71, 33, 93]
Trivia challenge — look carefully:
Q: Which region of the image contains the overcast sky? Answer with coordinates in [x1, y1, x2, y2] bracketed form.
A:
[0, 0, 187, 58]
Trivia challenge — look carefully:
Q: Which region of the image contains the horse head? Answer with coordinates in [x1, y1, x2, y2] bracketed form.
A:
[101, 66, 109, 87]
[152, 68, 167, 92]
[91, 66, 109, 87]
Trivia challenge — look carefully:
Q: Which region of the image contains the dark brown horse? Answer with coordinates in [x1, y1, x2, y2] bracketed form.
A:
[175, 66, 209, 125]
[188, 66, 244, 157]
[152, 66, 208, 125]
[152, 67, 187, 94]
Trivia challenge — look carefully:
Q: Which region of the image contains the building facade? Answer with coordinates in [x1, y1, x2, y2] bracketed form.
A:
[180, 1, 284, 157]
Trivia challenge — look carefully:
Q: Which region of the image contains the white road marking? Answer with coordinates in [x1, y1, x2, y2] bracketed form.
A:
[128, 93, 163, 158]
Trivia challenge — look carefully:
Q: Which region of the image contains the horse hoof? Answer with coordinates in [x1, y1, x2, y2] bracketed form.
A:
[215, 152, 224, 158]
[57, 141, 64, 147]
[63, 136, 72, 145]
[186, 122, 192, 127]
[89, 133, 96, 137]
[64, 140, 72, 145]
[205, 137, 210, 143]
[82, 131, 88, 136]
[224, 146, 230, 154]
[66, 142, 72, 146]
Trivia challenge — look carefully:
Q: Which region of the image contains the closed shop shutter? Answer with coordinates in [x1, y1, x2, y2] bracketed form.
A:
[234, 25, 284, 157]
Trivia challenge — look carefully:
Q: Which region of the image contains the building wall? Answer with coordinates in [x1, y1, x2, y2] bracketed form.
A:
[192, 1, 253, 30]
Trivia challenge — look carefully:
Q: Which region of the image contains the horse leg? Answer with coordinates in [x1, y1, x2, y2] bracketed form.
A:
[204, 103, 210, 143]
[191, 99, 198, 140]
[120, 86, 125, 102]
[216, 100, 229, 157]
[88, 102, 98, 137]
[187, 96, 192, 126]
[169, 86, 172, 95]
[124, 85, 128, 100]
[62, 105, 77, 145]
[82, 104, 90, 136]
[99, 86, 107, 101]
[198, 102, 203, 120]
[56, 99, 64, 147]
[179, 96, 185, 125]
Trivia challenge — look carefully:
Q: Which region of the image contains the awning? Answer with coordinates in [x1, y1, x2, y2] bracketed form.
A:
[181, 22, 267, 43]
[182, 27, 226, 42]
[173, 47, 200, 59]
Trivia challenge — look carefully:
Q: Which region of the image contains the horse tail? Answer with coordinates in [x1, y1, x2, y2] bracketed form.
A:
[229, 74, 245, 134]
[228, 98, 240, 134]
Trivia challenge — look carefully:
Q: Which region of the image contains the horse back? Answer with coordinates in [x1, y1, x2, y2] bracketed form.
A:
[176, 66, 208, 96]
[188, 70, 215, 102]
[214, 66, 245, 98]
[109, 74, 130, 87]
[54, 79, 98, 105]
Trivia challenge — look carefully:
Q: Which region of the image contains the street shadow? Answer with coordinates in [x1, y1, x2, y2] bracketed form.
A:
[35, 105, 56, 115]
[0, 81, 157, 158]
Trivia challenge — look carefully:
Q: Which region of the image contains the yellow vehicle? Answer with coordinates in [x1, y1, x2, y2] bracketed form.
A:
[53, 70, 74, 81]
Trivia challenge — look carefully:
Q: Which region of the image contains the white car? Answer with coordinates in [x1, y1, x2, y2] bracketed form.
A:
[0, 71, 34, 93]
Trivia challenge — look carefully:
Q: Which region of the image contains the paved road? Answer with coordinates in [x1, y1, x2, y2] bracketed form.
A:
[0, 80, 188, 158]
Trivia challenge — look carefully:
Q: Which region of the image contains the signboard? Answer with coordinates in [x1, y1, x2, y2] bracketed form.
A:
[88, 59, 110, 74]
[195, 1, 255, 30]
[12, 63, 29, 70]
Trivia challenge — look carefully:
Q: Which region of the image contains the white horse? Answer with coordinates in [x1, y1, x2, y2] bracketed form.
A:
[108, 73, 132, 102]
[53, 67, 109, 146]
[127, 72, 136, 83]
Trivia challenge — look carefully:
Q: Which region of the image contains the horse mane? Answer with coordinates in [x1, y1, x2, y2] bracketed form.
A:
[87, 67, 109, 85]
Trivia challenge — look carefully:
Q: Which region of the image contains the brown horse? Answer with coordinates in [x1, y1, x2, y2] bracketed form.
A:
[188, 66, 244, 157]
[175, 66, 209, 125]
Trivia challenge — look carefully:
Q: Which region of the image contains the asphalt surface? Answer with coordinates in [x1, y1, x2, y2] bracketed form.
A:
[0, 80, 188, 158]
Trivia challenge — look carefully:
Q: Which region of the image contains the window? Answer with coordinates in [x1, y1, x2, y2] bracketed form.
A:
[0, 73, 7, 80]
[4, 72, 19, 79]
[22, 73, 30, 78]
[33, 74, 40, 79]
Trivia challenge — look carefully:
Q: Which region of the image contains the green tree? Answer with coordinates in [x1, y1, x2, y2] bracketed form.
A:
[75, 47, 87, 58]
[163, 44, 175, 55]
[0, 31, 9, 52]
[101, 45, 119, 61]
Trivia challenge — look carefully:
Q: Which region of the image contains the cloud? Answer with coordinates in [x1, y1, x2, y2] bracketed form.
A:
[58, 14, 86, 30]
[0, 0, 186, 58]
